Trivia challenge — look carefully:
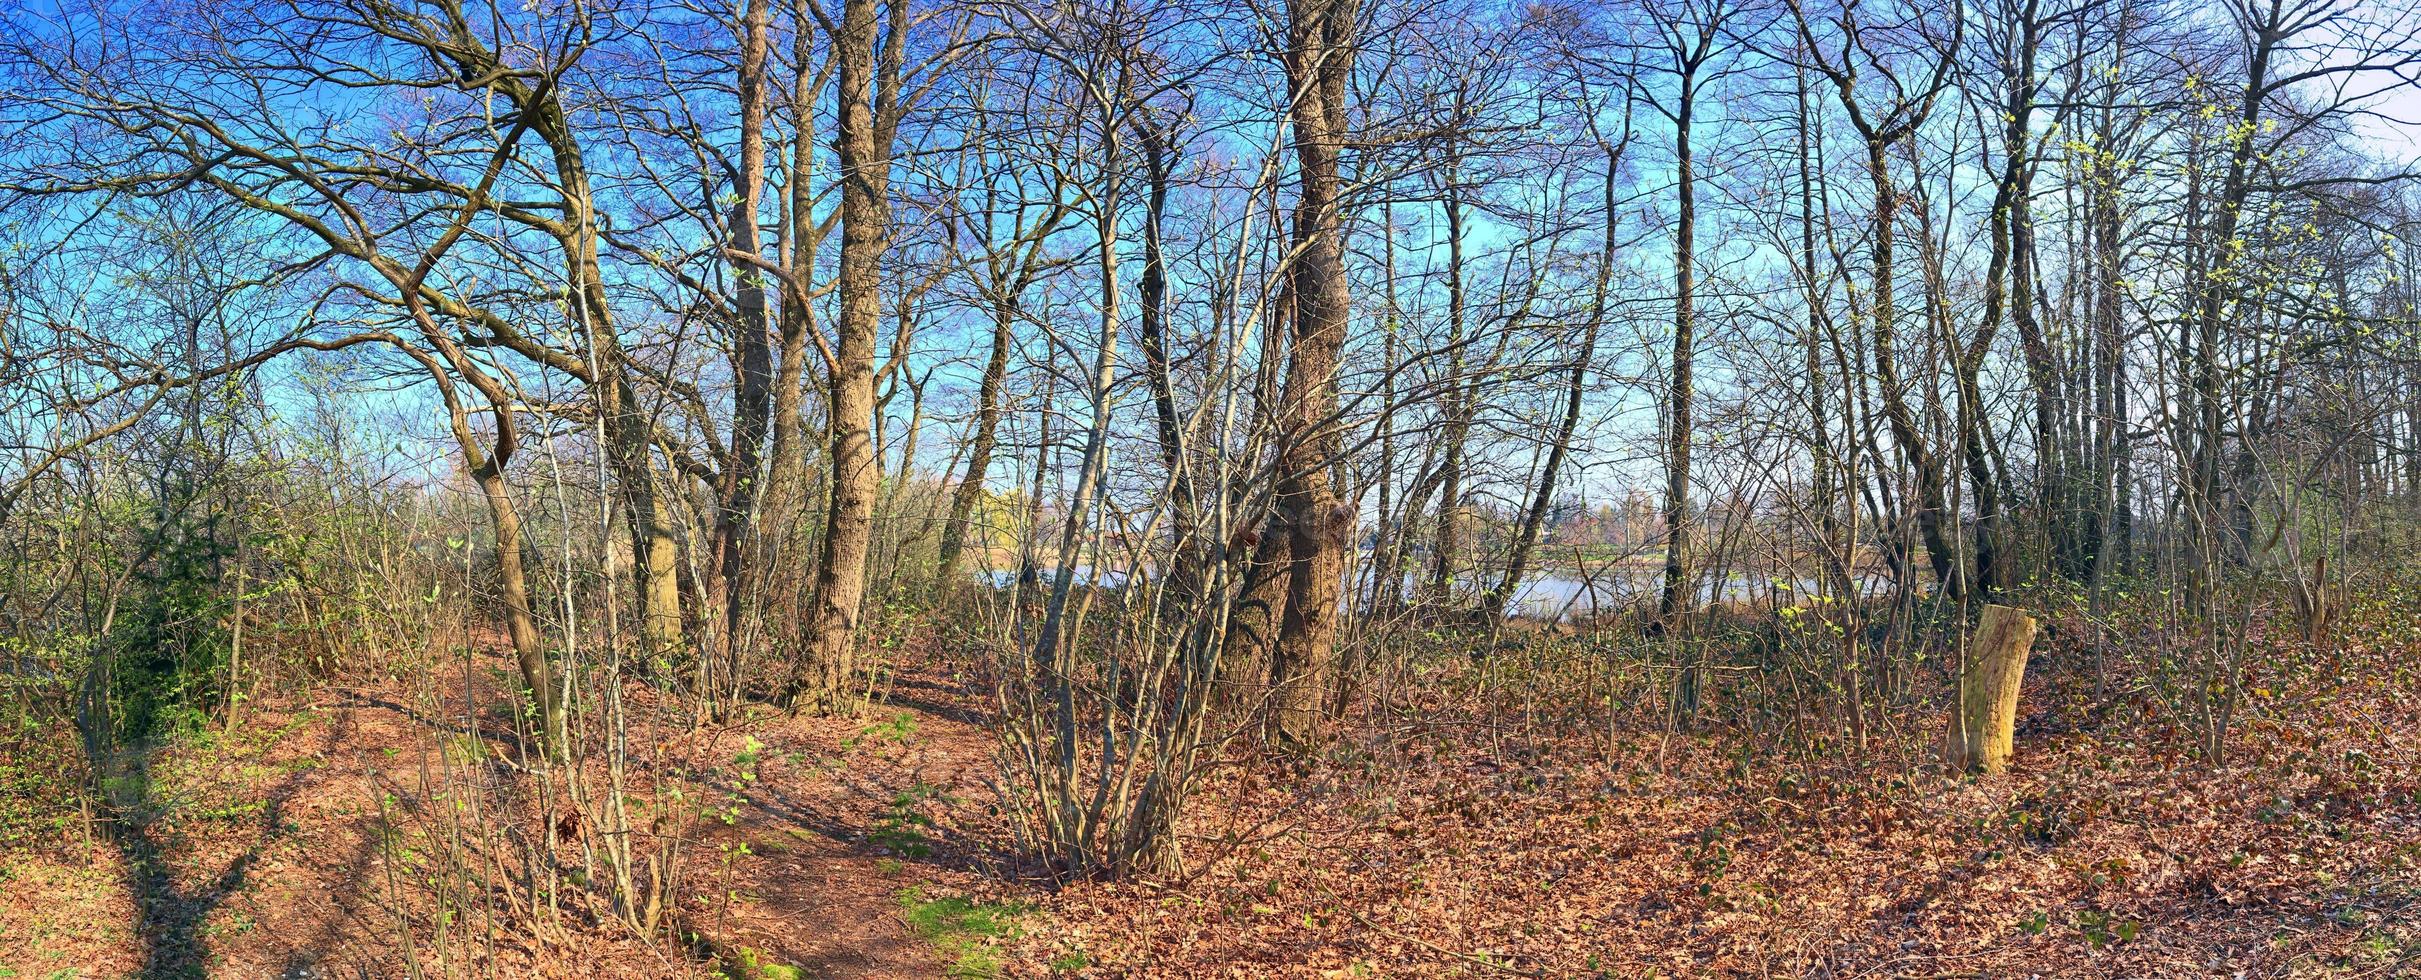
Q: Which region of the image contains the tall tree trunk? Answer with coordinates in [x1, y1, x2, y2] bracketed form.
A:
[409, 332, 563, 757]
[1800, 7, 1965, 599]
[1960, 13, 2032, 597]
[767, 0, 827, 588]
[1135, 113, 1200, 602]
[1266, 0, 1360, 745]
[711, 0, 776, 686]
[521, 73, 688, 663]
[2186, 2, 2276, 567]
[1365, 201, 1404, 616]
[1488, 133, 1624, 622]
[1861, 136, 1961, 595]
[478, 466, 561, 756]
[936, 294, 1016, 587]
[1029, 119, 1123, 702]
[797, 0, 892, 711]
[1659, 71, 1700, 627]
[1427, 144, 1471, 608]
[1796, 69, 1852, 600]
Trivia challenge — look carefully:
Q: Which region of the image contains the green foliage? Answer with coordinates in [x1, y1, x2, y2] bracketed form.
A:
[107, 504, 236, 741]
[871, 782, 948, 859]
[2075, 909, 2141, 949]
[844, 711, 919, 752]
[0, 631, 92, 846]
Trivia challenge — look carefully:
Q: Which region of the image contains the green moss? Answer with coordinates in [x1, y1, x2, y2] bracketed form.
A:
[714, 944, 802, 980]
[897, 887, 1031, 978]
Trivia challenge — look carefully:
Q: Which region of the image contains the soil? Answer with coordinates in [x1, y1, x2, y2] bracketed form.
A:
[0, 644, 1002, 979]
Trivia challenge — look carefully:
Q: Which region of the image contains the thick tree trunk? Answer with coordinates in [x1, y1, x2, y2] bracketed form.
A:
[796, 0, 890, 711]
[1266, 0, 1360, 745]
[1953, 604, 2039, 774]
[631, 478, 684, 661]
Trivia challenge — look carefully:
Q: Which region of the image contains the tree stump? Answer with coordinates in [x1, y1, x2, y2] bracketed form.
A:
[1953, 604, 2039, 775]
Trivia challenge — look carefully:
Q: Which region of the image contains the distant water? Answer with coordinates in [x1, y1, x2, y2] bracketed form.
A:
[976, 565, 1134, 590]
[976, 564, 1857, 622]
[1447, 570, 1838, 621]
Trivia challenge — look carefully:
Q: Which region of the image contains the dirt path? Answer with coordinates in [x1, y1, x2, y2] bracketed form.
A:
[2, 651, 1016, 979]
[682, 670, 1007, 979]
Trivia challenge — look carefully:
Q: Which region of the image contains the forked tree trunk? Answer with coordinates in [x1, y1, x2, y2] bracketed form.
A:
[1952, 604, 2038, 775]
[1265, 0, 1360, 745]
[796, 0, 892, 712]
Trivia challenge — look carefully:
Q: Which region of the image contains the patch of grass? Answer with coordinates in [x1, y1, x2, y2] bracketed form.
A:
[870, 782, 947, 858]
[714, 944, 803, 980]
[441, 732, 489, 766]
[898, 886, 1030, 979]
[842, 711, 918, 753]
[188, 797, 269, 823]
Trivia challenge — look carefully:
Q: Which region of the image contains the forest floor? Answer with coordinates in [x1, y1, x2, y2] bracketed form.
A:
[0, 643, 1012, 979]
[5, 599, 2421, 978]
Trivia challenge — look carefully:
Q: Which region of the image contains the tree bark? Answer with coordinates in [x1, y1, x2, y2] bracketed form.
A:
[710, 0, 776, 686]
[1659, 59, 1700, 626]
[1267, 0, 1360, 745]
[1953, 604, 2038, 774]
[796, 0, 893, 711]
[1427, 144, 1471, 608]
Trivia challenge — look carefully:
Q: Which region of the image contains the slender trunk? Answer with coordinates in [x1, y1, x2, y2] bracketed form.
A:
[937, 295, 1017, 585]
[479, 468, 561, 755]
[1660, 65, 1700, 625]
[1488, 136, 1622, 621]
[1030, 132, 1123, 694]
[1862, 137, 1962, 595]
[1366, 202, 1403, 615]
[1135, 116, 1201, 608]
[1428, 146, 1471, 607]
[768, 0, 825, 581]
[712, 0, 776, 679]
[522, 80, 686, 661]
